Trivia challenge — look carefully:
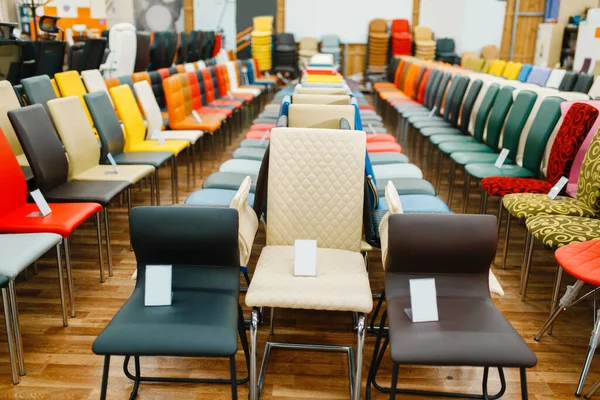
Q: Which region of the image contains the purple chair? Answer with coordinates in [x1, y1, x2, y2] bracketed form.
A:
[526, 66, 551, 86]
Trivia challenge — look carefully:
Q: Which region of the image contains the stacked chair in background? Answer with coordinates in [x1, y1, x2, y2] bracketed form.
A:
[366, 19, 390, 75]
[274, 33, 297, 74]
[435, 37, 459, 64]
[251, 16, 274, 72]
[298, 36, 319, 69]
[320, 34, 342, 66]
[390, 19, 413, 57]
[414, 26, 436, 60]
[481, 44, 500, 60]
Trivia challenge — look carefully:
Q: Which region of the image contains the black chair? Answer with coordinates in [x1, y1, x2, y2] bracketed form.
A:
[164, 31, 178, 67]
[0, 41, 24, 85]
[79, 38, 107, 71]
[8, 104, 131, 284]
[573, 73, 594, 94]
[135, 31, 151, 72]
[366, 214, 537, 400]
[148, 71, 167, 109]
[21, 75, 57, 114]
[35, 40, 66, 77]
[558, 71, 577, 91]
[85, 91, 174, 205]
[67, 41, 85, 71]
[435, 38, 459, 64]
[274, 33, 297, 73]
[188, 30, 204, 62]
[149, 32, 167, 71]
[176, 31, 188, 64]
[92, 206, 249, 400]
[202, 31, 216, 59]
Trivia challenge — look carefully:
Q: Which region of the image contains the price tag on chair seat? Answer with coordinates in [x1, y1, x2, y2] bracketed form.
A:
[405, 278, 439, 323]
[106, 153, 119, 174]
[260, 130, 270, 145]
[227, 90, 234, 100]
[29, 189, 52, 217]
[192, 110, 202, 123]
[548, 176, 569, 200]
[294, 240, 317, 276]
[368, 124, 378, 136]
[494, 148, 510, 168]
[144, 265, 173, 306]
[154, 131, 166, 145]
[427, 106, 437, 119]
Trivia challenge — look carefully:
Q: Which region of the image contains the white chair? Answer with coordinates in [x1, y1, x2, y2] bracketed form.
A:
[545, 69, 567, 89]
[101, 23, 137, 78]
[196, 60, 207, 70]
[81, 69, 113, 105]
[134, 80, 204, 178]
[225, 61, 260, 95]
[183, 63, 196, 72]
[246, 127, 372, 400]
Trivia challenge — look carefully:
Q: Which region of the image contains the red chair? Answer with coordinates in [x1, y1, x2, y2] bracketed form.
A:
[391, 19, 413, 56]
[0, 129, 102, 326]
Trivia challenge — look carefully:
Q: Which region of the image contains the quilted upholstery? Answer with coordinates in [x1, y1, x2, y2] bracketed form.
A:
[288, 104, 355, 129]
[527, 215, 600, 249]
[266, 128, 365, 252]
[244, 246, 373, 312]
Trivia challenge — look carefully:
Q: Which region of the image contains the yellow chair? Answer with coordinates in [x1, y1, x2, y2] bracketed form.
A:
[488, 59, 507, 77]
[109, 85, 189, 156]
[502, 61, 522, 80]
[481, 59, 492, 73]
[50, 79, 60, 96]
[54, 70, 94, 124]
[461, 52, 478, 68]
[47, 96, 155, 185]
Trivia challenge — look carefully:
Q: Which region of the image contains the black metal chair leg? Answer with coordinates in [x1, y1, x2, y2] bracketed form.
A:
[390, 363, 399, 400]
[100, 355, 110, 400]
[230, 356, 238, 400]
[238, 305, 251, 375]
[482, 367, 490, 400]
[520, 368, 529, 400]
[129, 356, 141, 400]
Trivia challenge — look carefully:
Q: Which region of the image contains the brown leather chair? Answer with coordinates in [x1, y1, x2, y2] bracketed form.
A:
[366, 214, 537, 400]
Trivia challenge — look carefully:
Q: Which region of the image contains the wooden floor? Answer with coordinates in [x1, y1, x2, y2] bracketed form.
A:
[2, 102, 599, 399]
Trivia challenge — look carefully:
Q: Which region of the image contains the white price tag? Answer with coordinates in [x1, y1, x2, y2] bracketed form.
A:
[144, 265, 173, 306]
[192, 110, 202, 123]
[405, 278, 439, 323]
[494, 148, 510, 168]
[29, 189, 52, 217]
[260, 130, 270, 145]
[265, 71, 271, 78]
[547, 176, 569, 200]
[427, 106, 437, 119]
[227, 90, 234, 100]
[154, 131, 166, 145]
[368, 124, 378, 136]
[106, 153, 119, 174]
[294, 240, 317, 276]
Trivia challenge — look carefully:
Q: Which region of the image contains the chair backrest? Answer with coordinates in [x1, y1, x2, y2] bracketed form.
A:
[164, 31, 178, 67]
[135, 31, 151, 72]
[391, 19, 410, 34]
[502, 61, 522, 80]
[80, 38, 107, 72]
[432, 72, 452, 114]
[469, 79, 501, 133]
[369, 19, 388, 34]
[482, 86, 515, 148]
[480, 44, 499, 60]
[545, 69, 566, 89]
[0, 81, 25, 161]
[288, 104, 355, 129]
[573, 73, 594, 94]
[130, 207, 240, 286]
[498, 90, 537, 158]
[162, 75, 188, 128]
[81, 69, 112, 104]
[176, 32, 188, 64]
[575, 105, 600, 214]
[473, 83, 500, 142]
[187, 30, 204, 62]
[436, 38, 455, 53]
[225, 61, 241, 91]
[149, 31, 167, 70]
[0, 128, 26, 217]
[558, 71, 577, 91]
[110, 85, 147, 152]
[186, 71, 204, 110]
[85, 91, 125, 161]
[299, 36, 318, 51]
[488, 60, 506, 76]
[148, 71, 167, 109]
[34, 40, 66, 78]
[423, 69, 441, 108]
[459, 79, 483, 134]
[48, 96, 100, 179]
[266, 128, 365, 252]
[253, 16, 273, 32]
[21, 75, 57, 114]
[291, 94, 351, 105]
[588, 76, 600, 98]
[8, 104, 69, 193]
[200, 68, 218, 102]
[385, 214, 496, 279]
[54, 70, 93, 124]
[134, 80, 165, 137]
[440, 75, 463, 121]
[517, 64, 532, 82]
[132, 71, 151, 85]
[526, 66, 551, 86]
[413, 26, 433, 41]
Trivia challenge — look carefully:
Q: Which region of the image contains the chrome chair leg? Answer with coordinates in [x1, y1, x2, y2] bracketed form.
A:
[461, 173, 472, 214]
[2, 287, 19, 384]
[577, 309, 600, 396]
[520, 232, 535, 300]
[354, 314, 366, 400]
[548, 264, 564, 335]
[95, 212, 105, 283]
[171, 157, 178, 204]
[55, 243, 68, 327]
[249, 308, 259, 400]
[501, 213, 511, 269]
[63, 238, 76, 318]
[8, 281, 24, 376]
[103, 208, 113, 278]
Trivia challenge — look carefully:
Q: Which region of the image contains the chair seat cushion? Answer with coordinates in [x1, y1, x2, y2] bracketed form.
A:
[156, 130, 204, 144]
[413, 120, 451, 130]
[438, 142, 492, 155]
[72, 164, 155, 184]
[408, 115, 443, 124]
[111, 152, 173, 168]
[233, 147, 266, 161]
[92, 267, 240, 357]
[379, 195, 450, 213]
[245, 246, 373, 313]
[421, 127, 461, 137]
[0, 233, 62, 278]
[376, 178, 435, 196]
[253, 118, 278, 125]
[431, 135, 477, 145]
[367, 133, 396, 143]
[527, 215, 600, 250]
[219, 159, 261, 175]
[555, 240, 600, 286]
[481, 177, 551, 197]
[385, 273, 537, 367]
[240, 139, 268, 148]
[45, 181, 130, 206]
[250, 123, 276, 131]
[171, 116, 221, 133]
[369, 152, 409, 165]
[503, 193, 595, 219]
[465, 164, 535, 180]
[0, 203, 102, 237]
[246, 130, 271, 140]
[452, 152, 504, 166]
[373, 164, 423, 180]
[185, 189, 255, 207]
[368, 142, 403, 153]
[203, 172, 258, 192]
[196, 107, 232, 117]
[130, 140, 190, 155]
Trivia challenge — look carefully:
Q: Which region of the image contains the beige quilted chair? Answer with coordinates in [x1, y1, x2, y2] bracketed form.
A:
[481, 44, 500, 60]
[291, 93, 351, 106]
[296, 86, 348, 95]
[298, 36, 319, 68]
[246, 127, 372, 400]
[367, 18, 390, 74]
[288, 103, 356, 128]
[414, 26, 436, 60]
